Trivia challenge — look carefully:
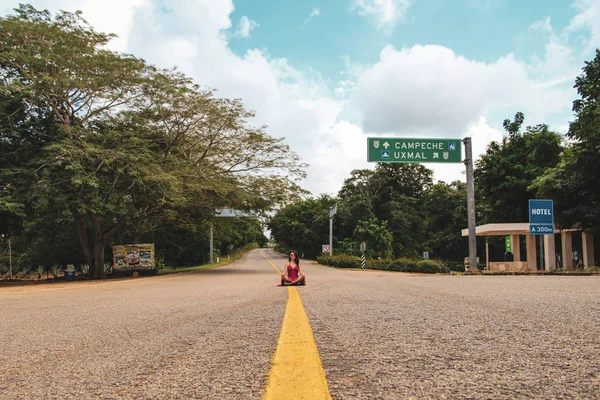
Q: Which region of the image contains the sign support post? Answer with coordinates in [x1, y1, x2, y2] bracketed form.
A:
[329, 204, 337, 256]
[8, 236, 12, 280]
[463, 137, 477, 273]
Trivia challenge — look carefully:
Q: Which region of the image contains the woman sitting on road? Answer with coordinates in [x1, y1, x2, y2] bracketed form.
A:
[280, 251, 306, 286]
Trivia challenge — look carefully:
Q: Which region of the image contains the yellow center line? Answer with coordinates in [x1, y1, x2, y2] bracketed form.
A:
[261, 250, 282, 274]
[260, 250, 332, 400]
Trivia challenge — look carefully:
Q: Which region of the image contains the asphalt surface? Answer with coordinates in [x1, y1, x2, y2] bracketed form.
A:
[1, 249, 599, 399]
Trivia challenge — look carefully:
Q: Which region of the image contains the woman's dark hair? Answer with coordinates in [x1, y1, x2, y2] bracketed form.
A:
[288, 251, 300, 265]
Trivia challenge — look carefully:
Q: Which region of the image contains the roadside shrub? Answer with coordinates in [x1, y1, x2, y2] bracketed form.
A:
[337, 255, 361, 268]
[366, 259, 392, 271]
[242, 242, 259, 252]
[154, 257, 166, 272]
[418, 260, 441, 274]
[316, 254, 360, 268]
[389, 258, 419, 272]
[316, 254, 331, 265]
[318, 253, 447, 274]
[443, 260, 464, 272]
[80, 264, 90, 275]
[51, 264, 61, 279]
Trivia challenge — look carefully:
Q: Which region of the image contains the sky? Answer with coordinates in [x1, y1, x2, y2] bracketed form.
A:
[1, 0, 599, 197]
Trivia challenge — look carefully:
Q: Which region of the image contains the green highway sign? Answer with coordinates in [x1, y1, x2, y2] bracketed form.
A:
[367, 137, 462, 163]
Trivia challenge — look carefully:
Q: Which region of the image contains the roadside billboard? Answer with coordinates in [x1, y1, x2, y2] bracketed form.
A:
[112, 243, 155, 271]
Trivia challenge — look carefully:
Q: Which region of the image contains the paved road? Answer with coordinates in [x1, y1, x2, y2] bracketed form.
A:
[1, 249, 599, 399]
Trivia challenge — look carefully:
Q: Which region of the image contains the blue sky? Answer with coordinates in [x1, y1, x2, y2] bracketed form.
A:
[1, 0, 599, 195]
[228, 0, 577, 81]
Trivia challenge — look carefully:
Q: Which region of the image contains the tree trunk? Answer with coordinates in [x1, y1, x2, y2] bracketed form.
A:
[75, 213, 126, 279]
[75, 214, 95, 273]
[91, 239, 106, 279]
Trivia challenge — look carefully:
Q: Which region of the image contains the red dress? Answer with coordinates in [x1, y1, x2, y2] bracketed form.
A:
[286, 264, 300, 280]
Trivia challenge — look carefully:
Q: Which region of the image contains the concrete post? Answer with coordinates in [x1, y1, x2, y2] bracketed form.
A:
[510, 234, 520, 261]
[561, 231, 573, 271]
[582, 232, 595, 268]
[526, 233, 537, 271]
[543, 234, 556, 271]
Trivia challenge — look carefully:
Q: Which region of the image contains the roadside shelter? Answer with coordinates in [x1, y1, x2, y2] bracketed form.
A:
[461, 223, 595, 272]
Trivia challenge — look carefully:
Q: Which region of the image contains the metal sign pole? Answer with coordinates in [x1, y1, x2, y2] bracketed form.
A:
[209, 224, 214, 264]
[463, 137, 477, 273]
[329, 217, 333, 256]
[329, 204, 337, 257]
[8, 237, 12, 280]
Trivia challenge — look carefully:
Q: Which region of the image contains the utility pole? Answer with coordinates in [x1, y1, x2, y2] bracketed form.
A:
[463, 137, 477, 273]
[209, 224, 214, 264]
[8, 236, 12, 280]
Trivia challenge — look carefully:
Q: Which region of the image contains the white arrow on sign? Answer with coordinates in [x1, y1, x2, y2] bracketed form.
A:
[383, 142, 390, 149]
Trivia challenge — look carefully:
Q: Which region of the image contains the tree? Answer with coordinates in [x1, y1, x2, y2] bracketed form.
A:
[352, 218, 393, 259]
[422, 181, 468, 261]
[533, 49, 600, 233]
[475, 112, 563, 223]
[336, 169, 381, 242]
[371, 163, 433, 257]
[267, 195, 335, 258]
[0, 6, 306, 277]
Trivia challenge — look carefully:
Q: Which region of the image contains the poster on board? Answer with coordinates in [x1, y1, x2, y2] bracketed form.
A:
[113, 243, 155, 271]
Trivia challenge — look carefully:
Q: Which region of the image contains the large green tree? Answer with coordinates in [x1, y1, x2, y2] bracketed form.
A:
[0, 5, 305, 277]
[422, 181, 468, 261]
[475, 112, 563, 223]
[267, 195, 335, 258]
[533, 49, 600, 233]
[370, 163, 433, 257]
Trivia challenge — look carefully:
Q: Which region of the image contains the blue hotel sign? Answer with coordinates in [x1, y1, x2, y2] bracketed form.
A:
[528, 199, 554, 235]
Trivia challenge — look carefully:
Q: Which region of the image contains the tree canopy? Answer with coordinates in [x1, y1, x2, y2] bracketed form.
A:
[0, 5, 306, 277]
[533, 49, 600, 233]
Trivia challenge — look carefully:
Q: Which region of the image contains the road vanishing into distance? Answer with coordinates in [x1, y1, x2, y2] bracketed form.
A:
[1, 249, 599, 399]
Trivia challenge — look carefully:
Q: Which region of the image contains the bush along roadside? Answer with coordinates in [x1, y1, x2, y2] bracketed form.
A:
[316, 254, 448, 274]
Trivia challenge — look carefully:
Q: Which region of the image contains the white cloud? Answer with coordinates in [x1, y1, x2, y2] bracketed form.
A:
[235, 15, 258, 38]
[529, 16, 553, 34]
[124, 0, 346, 195]
[351, 0, 412, 30]
[308, 120, 370, 195]
[567, 0, 600, 51]
[427, 117, 504, 184]
[350, 44, 575, 138]
[303, 7, 320, 24]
